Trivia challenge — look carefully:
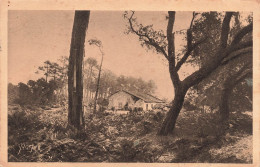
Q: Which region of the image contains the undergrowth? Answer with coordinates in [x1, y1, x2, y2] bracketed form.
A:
[8, 105, 252, 163]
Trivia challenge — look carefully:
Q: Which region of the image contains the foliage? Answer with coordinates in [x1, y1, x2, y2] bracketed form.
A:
[8, 104, 252, 163]
[123, 11, 167, 55]
[124, 11, 252, 135]
[8, 83, 19, 104]
[10, 78, 61, 106]
[9, 57, 70, 107]
[36, 60, 64, 82]
[191, 52, 252, 116]
[187, 12, 222, 66]
[88, 39, 103, 48]
[178, 12, 252, 127]
[169, 110, 252, 163]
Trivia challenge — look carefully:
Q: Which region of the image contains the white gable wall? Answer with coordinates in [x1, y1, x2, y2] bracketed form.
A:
[108, 91, 162, 111]
[108, 91, 135, 110]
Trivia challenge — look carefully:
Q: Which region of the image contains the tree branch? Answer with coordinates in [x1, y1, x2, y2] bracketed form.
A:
[222, 22, 253, 59]
[231, 23, 253, 46]
[223, 62, 252, 91]
[233, 68, 252, 87]
[224, 40, 252, 57]
[182, 12, 235, 88]
[127, 11, 169, 60]
[221, 46, 252, 65]
[143, 40, 168, 58]
[187, 12, 196, 50]
[174, 12, 207, 72]
[175, 36, 208, 71]
[220, 12, 233, 49]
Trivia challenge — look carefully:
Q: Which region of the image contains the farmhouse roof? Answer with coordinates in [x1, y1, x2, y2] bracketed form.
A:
[110, 90, 165, 103]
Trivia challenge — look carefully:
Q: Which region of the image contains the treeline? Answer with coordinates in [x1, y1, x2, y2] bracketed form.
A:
[8, 79, 63, 106]
[83, 57, 157, 106]
[8, 56, 157, 107]
[8, 57, 68, 106]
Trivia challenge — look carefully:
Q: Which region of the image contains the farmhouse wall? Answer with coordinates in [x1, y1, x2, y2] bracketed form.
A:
[108, 91, 135, 110]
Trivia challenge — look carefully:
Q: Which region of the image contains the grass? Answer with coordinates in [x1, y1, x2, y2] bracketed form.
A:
[8, 105, 253, 162]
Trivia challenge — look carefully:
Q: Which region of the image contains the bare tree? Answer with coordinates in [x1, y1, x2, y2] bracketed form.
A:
[124, 11, 252, 135]
[68, 11, 90, 129]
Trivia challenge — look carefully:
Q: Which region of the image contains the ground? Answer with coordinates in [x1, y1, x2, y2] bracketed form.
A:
[8, 104, 253, 163]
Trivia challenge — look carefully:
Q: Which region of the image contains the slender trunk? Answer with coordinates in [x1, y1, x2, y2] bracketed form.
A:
[86, 66, 93, 104]
[68, 11, 90, 129]
[158, 86, 187, 135]
[94, 54, 104, 112]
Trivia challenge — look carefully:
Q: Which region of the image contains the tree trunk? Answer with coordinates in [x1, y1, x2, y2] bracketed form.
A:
[86, 66, 93, 104]
[219, 87, 232, 122]
[158, 86, 187, 135]
[219, 64, 252, 123]
[94, 54, 104, 112]
[68, 11, 90, 129]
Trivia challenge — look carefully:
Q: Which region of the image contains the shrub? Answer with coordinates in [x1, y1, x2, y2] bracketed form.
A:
[176, 111, 225, 140]
[196, 113, 225, 138]
[183, 101, 198, 111]
[153, 111, 163, 122]
[138, 107, 143, 112]
[116, 139, 153, 162]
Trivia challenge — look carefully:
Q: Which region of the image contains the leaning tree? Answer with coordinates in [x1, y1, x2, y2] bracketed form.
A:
[68, 11, 90, 129]
[124, 11, 252, 135]
[186, 12, 253, 122]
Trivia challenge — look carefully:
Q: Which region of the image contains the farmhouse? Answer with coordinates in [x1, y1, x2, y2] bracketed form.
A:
[108, 90, 165, 111]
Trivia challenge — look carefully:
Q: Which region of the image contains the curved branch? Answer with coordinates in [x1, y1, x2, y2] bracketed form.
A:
[225, 62, 252, 89]
[235, 70, 252, 85]
[181, 13, 237, 88]
[175, 36, 208, 71]
[224, 40, 252, 57]
[221, 46, 252, 65]
[127, 11, 168, 60]
[175, 12, 207, 72]
[231, 23, 253, 46]
[143, 40, 168, 57]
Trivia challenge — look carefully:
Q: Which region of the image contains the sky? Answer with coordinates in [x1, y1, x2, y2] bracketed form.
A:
[8, 11, 193, 100]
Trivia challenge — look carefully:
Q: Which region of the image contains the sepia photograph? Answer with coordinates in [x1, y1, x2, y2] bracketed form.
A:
[6, 10, 254, 163]
[0, 0, 259, 165]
